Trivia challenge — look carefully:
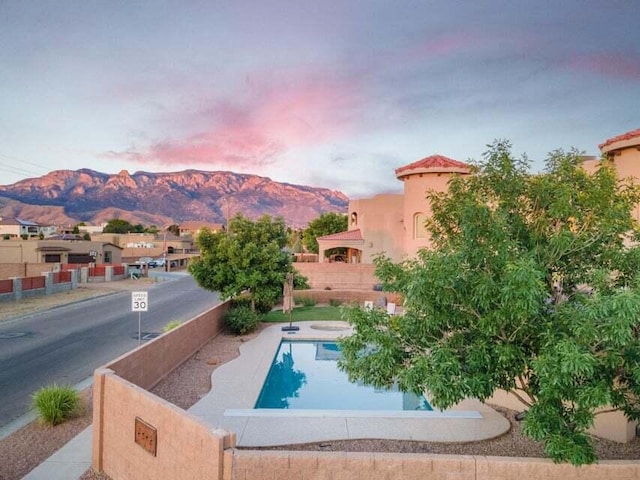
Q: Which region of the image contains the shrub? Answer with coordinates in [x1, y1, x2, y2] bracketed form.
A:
[32, 384, 80, 426]
[224, 306, 259, 335]
[329, 298, 342, 307]
[231, 296, 274, 314]
[301, 297, 316, 307]
[162, 320, 182, 332]
[293, 273, 310, 290]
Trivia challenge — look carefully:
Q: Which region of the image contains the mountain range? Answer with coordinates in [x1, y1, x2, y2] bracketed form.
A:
[0, 169, 349, 228]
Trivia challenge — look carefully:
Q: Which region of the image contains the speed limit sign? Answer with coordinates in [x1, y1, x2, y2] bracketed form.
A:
[131, 291, 148, 312]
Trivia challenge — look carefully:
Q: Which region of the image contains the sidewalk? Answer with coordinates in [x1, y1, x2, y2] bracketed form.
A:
[5, 273, 186, 479]
[22, 427, 93, 480]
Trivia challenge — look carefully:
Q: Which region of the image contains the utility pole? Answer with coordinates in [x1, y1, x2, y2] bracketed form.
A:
[225, 197, 231, 234]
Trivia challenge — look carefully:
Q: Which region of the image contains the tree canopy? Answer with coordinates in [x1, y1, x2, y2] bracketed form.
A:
[103, 219, 158, 234]
[338, 141, 640, 465]
[103, 219, 144, 234]
[189, 214, 292, 310]
[302, 212, 348, 254]
[166, 224, 180, 236]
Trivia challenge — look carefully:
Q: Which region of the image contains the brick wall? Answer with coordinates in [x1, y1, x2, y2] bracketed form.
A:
[294, 263, 379, 290]
[92, 299, 640, 480]
[0, 263, 56, 280]
[93, 301, 234, 479]
[105, 301, 229, 389]
[93, 370, 233, 480]
[229, 450, 640, 480]
[292, 289, 402, 306]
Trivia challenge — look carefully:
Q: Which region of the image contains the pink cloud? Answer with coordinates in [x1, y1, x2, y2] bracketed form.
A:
[106, 70, 365, 170]
[564, 53, 640, 79]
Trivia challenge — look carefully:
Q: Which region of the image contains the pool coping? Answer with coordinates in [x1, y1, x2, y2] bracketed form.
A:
[188, 321, 510, 447]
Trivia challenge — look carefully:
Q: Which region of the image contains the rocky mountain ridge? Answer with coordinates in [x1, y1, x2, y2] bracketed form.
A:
[0, 169, 349, 227]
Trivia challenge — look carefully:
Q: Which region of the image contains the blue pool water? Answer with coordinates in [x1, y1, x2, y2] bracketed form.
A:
[254, 340, 432, 411]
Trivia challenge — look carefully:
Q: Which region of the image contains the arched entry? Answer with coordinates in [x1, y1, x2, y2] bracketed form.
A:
[317, 229, 365, 263]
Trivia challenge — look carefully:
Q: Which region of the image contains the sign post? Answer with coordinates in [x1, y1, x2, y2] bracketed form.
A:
[131, 291, 149, 345]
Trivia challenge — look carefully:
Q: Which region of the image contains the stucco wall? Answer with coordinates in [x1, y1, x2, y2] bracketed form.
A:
[0, 242, 41, 263]
[487, 388, 637, 443]
[609, 148, 640, 222]
[349, 194, 404, 262]
[400, 171, 468, 259]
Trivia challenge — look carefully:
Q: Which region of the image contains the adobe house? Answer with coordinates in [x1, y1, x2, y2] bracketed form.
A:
[318, 155, 471, 263]
[0, 239, 122, 264]
[321, 129, 640, 264]
[179, 221, 224, 237]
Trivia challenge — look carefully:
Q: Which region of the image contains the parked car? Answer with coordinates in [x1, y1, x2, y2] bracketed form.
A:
[147, 258, 166, 268]
[135, 256, 154, 266]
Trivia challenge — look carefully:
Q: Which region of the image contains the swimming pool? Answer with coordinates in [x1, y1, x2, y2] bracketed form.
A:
[254, 340, 432, 411]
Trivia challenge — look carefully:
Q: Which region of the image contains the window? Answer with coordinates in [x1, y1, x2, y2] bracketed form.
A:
[351, 212, 358, 226]
[104, 251, 112, 263]
[414, 213, 427, 239]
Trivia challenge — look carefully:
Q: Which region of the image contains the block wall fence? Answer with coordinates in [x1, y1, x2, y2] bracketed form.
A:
[92, 294, 640, 480]
[293, 262, 379, 290]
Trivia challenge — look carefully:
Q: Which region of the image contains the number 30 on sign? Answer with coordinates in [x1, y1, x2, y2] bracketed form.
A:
[132, 291, 148, 312]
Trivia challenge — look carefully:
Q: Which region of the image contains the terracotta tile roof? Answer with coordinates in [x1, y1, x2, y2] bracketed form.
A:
[599, 128, 640, 150]
[317, 229, 364, 241]
[395, 154, 470, 176]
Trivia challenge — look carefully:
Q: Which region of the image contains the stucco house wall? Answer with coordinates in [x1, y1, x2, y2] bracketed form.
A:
[0, 240, 122, 264]
[348, 194, 404, 262]
[600, 129, 640, 222]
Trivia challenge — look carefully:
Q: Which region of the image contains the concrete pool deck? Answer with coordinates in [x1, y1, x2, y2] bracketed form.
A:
[188, 321, 510, 447]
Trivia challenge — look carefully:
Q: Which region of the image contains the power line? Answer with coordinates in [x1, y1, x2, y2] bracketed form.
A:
[0, 161, 44, 178]
[0, 152, 53, 182]
[0, 153, 51, 173]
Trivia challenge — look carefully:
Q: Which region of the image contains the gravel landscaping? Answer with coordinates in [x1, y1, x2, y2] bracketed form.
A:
[1, 299, 638, 480]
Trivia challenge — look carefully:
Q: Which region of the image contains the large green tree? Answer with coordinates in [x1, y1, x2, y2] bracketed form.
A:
[103, 219, 144, 234]
[302, 212, 348, 254]
[339, 141, 640, 465]
[189, 214, 292, 310]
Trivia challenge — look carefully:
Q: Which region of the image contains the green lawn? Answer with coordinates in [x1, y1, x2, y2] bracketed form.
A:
[261, 306, 345, 323]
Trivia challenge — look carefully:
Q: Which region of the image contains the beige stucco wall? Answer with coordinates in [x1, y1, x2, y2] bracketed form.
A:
[608, 147, 640, 222]
[349, 194, 404, 262]
[93, 233, 156, 246]
[0, 240, 121, 264]
[487, 388, 638, 444]
[0, 241, 40, 263]
[400, 171, 468, 259]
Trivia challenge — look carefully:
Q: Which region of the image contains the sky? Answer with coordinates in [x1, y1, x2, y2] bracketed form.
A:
[1, 1, 639, 198]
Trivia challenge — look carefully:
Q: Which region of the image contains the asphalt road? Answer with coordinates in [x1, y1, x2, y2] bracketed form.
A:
[0, 274, 221, 428]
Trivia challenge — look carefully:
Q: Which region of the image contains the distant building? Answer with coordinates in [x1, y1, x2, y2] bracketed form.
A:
[179, 221, 224, 238]
[319, 129, 640, 264]
[318, 155, 471, 263]
[0, 217, 56, 239]
[0, 239, 122, 264]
